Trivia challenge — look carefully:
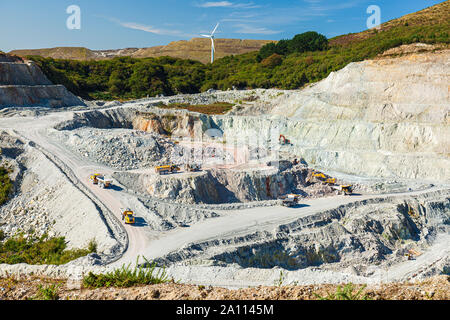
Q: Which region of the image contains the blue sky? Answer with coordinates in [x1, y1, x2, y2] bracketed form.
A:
[0, 0, 444, 52]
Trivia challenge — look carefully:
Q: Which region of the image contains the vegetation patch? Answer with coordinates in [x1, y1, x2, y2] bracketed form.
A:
[0, 234, 97, 265]
[0, 166, 13, 206]
[314, 283, 371, 300]
[83, 257, 172, 288]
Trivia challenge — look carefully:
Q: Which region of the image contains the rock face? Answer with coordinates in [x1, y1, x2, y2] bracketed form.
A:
[210, 51, 450, 181]
[154, 189, 450, 273]
[0, 54, 85, 108]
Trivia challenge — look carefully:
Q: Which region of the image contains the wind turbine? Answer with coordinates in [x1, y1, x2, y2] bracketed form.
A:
[201, 23, 220, 63]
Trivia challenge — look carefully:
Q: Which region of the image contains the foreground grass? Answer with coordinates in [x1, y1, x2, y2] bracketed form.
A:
[83, 256, 172, 288]
[0, 234, 97, 265]
[314, 283, 371, 300]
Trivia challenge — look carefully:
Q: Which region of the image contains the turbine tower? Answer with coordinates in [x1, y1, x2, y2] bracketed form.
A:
[201, 23, 220, 63]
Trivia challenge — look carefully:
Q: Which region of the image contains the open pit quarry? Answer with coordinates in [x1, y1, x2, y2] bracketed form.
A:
[0, 48, 448, 289]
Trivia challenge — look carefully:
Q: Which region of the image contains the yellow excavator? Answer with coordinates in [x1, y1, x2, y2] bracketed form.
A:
[310, 171, 336, 185]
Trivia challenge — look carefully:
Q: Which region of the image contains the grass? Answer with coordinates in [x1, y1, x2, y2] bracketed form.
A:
[32, 284, 60, 300]
[314, 283, 371, 300]
[0, 234, 97, 265]
[160, 102, 234, 115]
[83, 256, 172, 288]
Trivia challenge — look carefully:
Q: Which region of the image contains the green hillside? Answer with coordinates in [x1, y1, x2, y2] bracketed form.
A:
[28, 1, 449, 100]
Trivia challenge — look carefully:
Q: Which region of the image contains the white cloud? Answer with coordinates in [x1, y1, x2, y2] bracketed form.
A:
[103, 16, 187, 37]
[234, 24, 280, 35]
[196, 2, 260, 9]
[198, 1, 233, 7]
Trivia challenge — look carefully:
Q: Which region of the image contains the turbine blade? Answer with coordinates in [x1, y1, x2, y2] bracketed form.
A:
[211, 23, 219, 35]
[201, 34, 211, 38]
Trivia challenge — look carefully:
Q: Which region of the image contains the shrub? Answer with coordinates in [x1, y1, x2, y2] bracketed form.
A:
[83, 256, 172, 288]
[261, 53, 283, 68]
[32, 284, 60, 300]
[314, 283, 371, 300]
[0, 166, 12, 206]
[0, 234, 97, 265]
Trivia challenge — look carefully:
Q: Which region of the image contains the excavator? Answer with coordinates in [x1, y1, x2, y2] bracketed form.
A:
[310, 171, 336, 185]
[279, 135, 291, 145]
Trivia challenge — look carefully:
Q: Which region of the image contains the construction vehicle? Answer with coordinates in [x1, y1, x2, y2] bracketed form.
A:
[89, 173, 101, 185]
[121, 209, 135, 225]
[155, 165, 181, 175]
[89, 173, 113, 188]
[405, 249, 422, 260]
[310, 171, 336, 185]
[279, 194, 301, 207]
[335, 185, 353, 195]
[185, 163, 201, 172]
[97, 176, 113, 189]
[279, 135, 291, 145]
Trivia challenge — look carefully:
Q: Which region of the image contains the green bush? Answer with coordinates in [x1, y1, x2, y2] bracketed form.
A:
[0, 166, 12, 206]
[83, 256, 172, 288]
[314, 283, 371, 300]
[0, 234, 96, 265]
[32, 284, 60, 300]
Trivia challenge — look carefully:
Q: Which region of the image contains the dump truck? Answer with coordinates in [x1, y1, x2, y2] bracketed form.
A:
[97, 176, 113, 189]
[279, 194, 301, 207]
[121, 209, 135, 225]
[89, 173, 101, 185]
[335, 185, 353, 195]
[155, 165, 180, 175]
[90, 173, 113, 188]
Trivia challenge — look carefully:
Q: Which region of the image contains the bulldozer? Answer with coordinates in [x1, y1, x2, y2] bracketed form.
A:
[121, 209, 135, 225]
[155, 165, 181, 175]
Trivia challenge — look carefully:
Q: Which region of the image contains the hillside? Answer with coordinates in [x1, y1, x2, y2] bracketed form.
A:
[24, 1, 450, 100]
[9, 38, 274, 64]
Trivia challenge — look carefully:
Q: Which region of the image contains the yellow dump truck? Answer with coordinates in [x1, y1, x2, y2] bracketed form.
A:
[89, 173, 101, 185]
[339, 185, 353, 195]
[155, 165, 180, 175]
[90, 173, 113, 188]
[121, 209, 135, 224]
